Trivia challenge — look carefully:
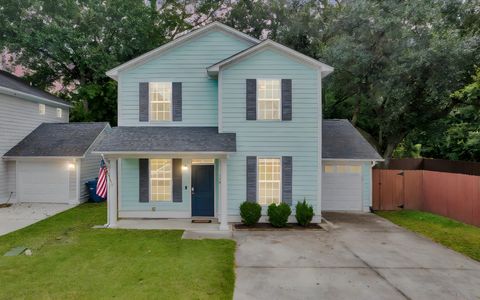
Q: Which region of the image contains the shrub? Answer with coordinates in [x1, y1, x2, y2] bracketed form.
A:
[267, 202, 291, 228]
[239, 201, 262, 226]
[295, 199, 315, 227]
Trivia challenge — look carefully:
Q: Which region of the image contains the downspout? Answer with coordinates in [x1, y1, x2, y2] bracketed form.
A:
[369, 161, 377, 212]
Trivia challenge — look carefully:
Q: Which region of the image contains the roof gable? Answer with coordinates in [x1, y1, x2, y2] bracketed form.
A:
[207, 40, 334, 78]
[3, 122, 110, 158]
[0, 70, 71, 108]
[106, 22, 259, 80]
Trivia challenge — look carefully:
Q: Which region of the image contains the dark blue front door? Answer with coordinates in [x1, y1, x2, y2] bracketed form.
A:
[191, 165, 214, 217]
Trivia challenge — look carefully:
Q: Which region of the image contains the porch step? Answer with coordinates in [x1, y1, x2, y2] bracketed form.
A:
[191, 219, 212, 224]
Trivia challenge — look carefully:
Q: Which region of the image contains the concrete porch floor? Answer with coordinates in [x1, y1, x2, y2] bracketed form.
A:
[113, 218, 233, 239]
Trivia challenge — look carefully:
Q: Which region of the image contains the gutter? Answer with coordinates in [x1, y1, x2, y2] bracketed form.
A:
[0, 86, 72, 109]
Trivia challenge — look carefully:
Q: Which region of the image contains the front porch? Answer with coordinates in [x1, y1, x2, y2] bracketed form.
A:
[106, 155, 231, 231]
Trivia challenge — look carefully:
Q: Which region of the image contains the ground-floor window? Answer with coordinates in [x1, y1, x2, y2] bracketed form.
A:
[258, 158, 281, 205]
[150, 159, 172, 201]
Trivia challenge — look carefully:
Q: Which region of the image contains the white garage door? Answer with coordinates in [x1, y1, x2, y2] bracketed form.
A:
[17, 161, 70, 203]
[322, 164, 363, 211]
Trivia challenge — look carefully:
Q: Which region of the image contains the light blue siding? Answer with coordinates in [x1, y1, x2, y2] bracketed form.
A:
[221, 48, 320, 215]
[117, 30, 253, 126]
[120, 158, 190, 212]
[120, 158, 220, 214]
[362, 162, 372, 210]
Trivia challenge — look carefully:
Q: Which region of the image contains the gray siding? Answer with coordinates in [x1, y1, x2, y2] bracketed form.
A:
[79, 129, 107, 202]
[69, 160, 77, 202]
[0, 93, 69, 203]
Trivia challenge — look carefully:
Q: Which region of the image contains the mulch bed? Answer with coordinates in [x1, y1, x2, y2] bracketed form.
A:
[234, 223, 323, 231]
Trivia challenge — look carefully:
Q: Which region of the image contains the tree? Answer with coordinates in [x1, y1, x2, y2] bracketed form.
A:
[320, 0, 479, 162]
[395, 68, 480, 161]
[0, 0, 227, 124]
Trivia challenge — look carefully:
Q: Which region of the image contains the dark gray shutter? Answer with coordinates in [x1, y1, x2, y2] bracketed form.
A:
[246, 156, 257, 202]
[172, 159, 182, 202]
[282, 156, 292, 205]
[139, 159, 149, 202]
[139, 82, 149, 122]
[172, 82, 182, 121]
[246, 79, 257, 120]
[281, 79, 292, 121]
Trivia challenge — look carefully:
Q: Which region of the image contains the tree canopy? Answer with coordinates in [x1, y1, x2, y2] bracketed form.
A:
[1, 0, 479, 162]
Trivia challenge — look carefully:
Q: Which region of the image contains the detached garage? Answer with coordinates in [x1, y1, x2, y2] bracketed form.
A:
[322, 120, 383, 212]
[3, 122, 110, 204]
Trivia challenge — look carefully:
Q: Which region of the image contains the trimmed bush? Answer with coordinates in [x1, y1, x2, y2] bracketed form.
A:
[267, 202, 291, 228]
[295, 199, 315, 227]
[239, 201, 262, 226]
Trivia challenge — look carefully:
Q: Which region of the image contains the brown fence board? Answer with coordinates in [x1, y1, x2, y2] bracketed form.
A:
[373, 169, 480, 227]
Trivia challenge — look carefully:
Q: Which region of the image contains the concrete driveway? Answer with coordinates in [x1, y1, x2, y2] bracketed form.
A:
[233, 212, 480, 300]
[0, 203, 75, 236]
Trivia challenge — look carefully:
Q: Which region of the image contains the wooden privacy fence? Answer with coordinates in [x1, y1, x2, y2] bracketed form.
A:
[373, 169, 480, 227]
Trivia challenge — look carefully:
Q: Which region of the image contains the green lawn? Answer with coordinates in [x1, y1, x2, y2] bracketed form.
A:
[376, 210, 480, 262]
[0, 203, 235, 299]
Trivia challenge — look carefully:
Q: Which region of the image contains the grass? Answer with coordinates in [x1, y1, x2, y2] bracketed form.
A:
[0, 203, 235, 299]
[376, 210, 480, 262]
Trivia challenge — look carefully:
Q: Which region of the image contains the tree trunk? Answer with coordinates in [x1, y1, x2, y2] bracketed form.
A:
[351, 96, 361, 126]
[383, 143, 397, 167]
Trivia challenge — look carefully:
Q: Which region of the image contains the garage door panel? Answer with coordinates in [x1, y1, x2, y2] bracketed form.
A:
[17, 161, 69, 203]
[322, 165, 363, 211]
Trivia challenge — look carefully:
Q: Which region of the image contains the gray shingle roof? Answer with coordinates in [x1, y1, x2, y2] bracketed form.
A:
[4, 122, 109, 157]
[323, 119, 383, 160]
[94, 127, 236, 153]
[0, 70, 70, 106]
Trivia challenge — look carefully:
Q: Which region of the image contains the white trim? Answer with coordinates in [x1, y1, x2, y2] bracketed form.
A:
[119, 211, 191, 219]
[75, 158, 81, 203]
[256, 79, 282, 121]
[218, 71, 223, 132]
[107, 159, 118, 227]
[207, 40, 334, 78]
[219, 158, 228, 230]
[3, 156, 84, 160]
[190, 163, 216, 218]
[94, 151, 230, 158]
[0, 86, 72, 108]
[256, 156, 282, 206]
[149, 158, 173, 202]
[106, 22, 259, 80]
[118, 158, 123, 211]
[322, 158, 385, 162]
[317, 69, 322, 217]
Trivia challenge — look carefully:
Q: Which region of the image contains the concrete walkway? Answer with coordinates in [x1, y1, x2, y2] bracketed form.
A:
[233, 212, 480, 300]
[0, 203, 75, 236]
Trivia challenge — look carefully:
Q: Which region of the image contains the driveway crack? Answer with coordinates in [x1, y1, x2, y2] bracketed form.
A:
[342, 242, 412, 300]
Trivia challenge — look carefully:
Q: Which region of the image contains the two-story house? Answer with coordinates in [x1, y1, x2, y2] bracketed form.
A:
[95, 22, 382, 230]
[0, 70, 109, 205]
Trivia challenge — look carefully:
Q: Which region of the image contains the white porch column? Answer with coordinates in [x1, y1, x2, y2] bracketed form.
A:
[219, 158, 229, 231]
[107, 158, 118, 228]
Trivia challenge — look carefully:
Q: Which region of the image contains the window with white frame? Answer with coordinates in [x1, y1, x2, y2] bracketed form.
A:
[39, 103, 45, 115]
[150, 159, 172, 201]
[258, 158, 281, 205]
[257, 79, 281, 120]
[324, 165, 362, 174]
[56, 108, 62, 118]
[149, 82, 172, 121]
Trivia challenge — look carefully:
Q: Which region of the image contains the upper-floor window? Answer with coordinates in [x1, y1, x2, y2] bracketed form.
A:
[56, 108, 62, 118]
[39, 103, 45, 115]
[257, 79, 281, 120]
[258, 158, 281, 205]
[149, 82, 172, 121]
[150, 159, 172, 201]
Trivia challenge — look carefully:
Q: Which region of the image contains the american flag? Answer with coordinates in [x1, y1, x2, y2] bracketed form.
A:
[96, 159, 108, 199]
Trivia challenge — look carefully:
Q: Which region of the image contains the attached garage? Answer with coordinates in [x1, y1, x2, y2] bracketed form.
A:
[322, 120, 383, 212]
[3, 122, 110, 204]
[17, 160, 70, 203]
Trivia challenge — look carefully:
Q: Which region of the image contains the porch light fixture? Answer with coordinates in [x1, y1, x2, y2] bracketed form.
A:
[68, 163, 76, 170]
[182, 165, 188, 171]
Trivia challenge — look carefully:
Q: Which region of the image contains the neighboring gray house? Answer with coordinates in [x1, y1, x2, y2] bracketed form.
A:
[0, 70, 108, 204]
[94, 22, 382, 230]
